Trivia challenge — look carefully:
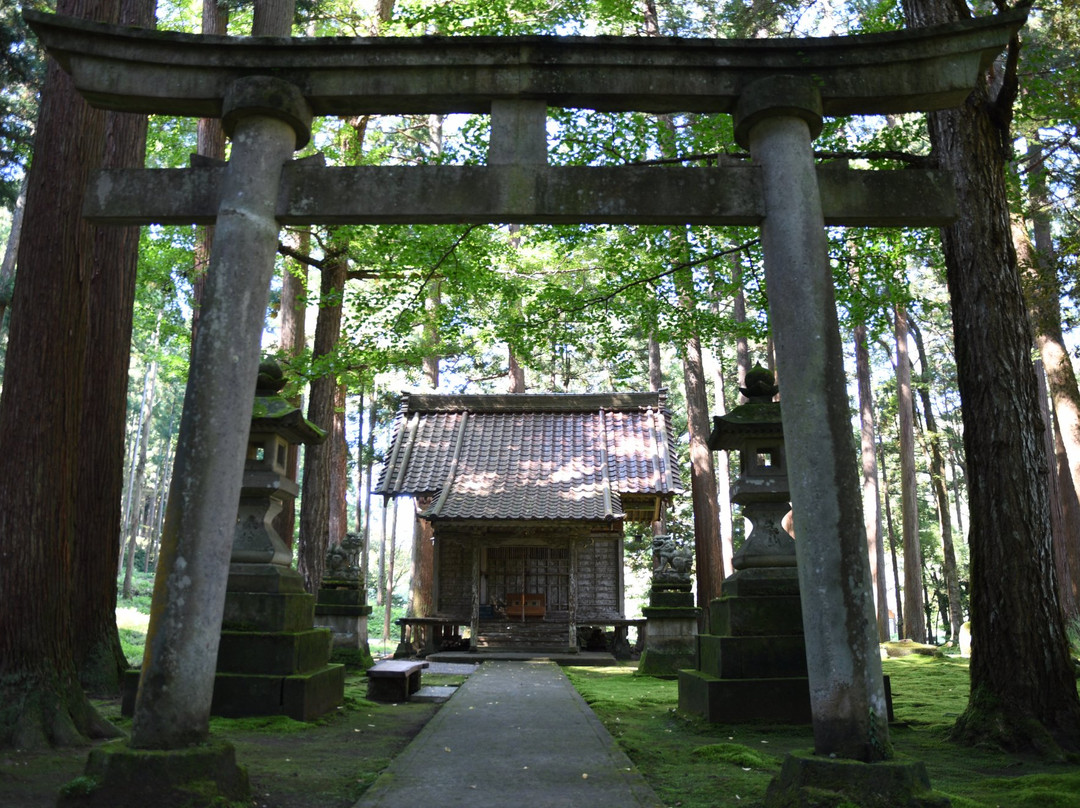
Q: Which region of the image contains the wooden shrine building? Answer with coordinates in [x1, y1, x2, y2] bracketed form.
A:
[375, 391, 681, 654]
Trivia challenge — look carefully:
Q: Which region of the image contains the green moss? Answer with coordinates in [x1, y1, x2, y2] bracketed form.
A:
[964, 771, 1080, 807]
[59, 775, 101, 797]
[691, 742, 779, 768]
[209, 714, 313, 734]
[329, 646, 374, 670]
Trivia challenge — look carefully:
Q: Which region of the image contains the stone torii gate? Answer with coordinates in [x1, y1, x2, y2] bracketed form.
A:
[29, 4, 1022, 771]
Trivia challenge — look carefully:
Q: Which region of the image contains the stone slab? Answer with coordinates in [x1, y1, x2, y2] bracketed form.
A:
[57, 739, 248, 808]
[721, 567, 802, 598]
[216, 628, 332, 675]
[410, 685, 459, 703]
[637, 647, 697, 679]
[698, 633, 808, 679]
[711, 594, 804, 636]
[316, 588, 371, 608]
[211, 663, 345, 721]
[28, 8, 1026, 118]
[223, 590, 315, 632]
[678, 670, 813, 724]
[83, 163, 960, 228]
[763, 751, 949, 808]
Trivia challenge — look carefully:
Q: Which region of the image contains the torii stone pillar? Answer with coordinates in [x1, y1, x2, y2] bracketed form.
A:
[131, 77, 312, 750]
[733, 78, 888, 761]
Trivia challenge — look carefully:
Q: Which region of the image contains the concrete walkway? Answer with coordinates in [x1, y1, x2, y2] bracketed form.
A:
[353, 660, 662, 808]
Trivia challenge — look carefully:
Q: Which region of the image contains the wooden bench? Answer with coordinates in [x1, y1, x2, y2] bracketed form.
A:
[505, 592, 545, 620]
[365, 659, 429, 702]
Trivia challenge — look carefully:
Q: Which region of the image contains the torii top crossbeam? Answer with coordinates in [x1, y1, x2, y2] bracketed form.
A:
[24, 8, 1026, 230]
[27, 8, 1023, 118]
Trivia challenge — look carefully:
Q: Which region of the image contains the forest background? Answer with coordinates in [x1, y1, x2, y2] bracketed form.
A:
[0, 0, 1079, 748]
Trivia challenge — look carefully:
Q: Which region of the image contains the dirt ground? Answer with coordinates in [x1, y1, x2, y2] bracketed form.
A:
[0, 673, 441, 808]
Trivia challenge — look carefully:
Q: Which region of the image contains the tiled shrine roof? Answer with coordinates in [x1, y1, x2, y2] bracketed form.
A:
[375, 392, 681, 523]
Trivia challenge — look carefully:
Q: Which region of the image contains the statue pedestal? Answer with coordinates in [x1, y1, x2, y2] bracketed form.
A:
[315, 586, 373, 652]
[638, 584, 700, 678]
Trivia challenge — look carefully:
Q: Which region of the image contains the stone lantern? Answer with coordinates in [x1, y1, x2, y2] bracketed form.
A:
[215, 360, 345, 720]
[678, 364, 811, 722]
[231, 360, 325, 577]
[709, 364, 796, 570]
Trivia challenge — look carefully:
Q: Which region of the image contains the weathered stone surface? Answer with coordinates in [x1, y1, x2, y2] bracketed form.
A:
[763, 752, 950, 808]
[741, 76, 889, 759]
[698, 634, 808, 679]
[215, 628, 333, 675]
[57, 739, 248, 808]
[711, 594, 804, 637]
[212, 665, 346, 721]
[222, 590, 315, 632]
[82, 163, 958, 227]
[678, 672, 813, 724]
[27, 8, 1024, 117]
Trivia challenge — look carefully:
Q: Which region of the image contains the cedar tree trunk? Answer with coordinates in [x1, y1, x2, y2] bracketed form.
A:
[0, 0, 124, 748]
[903, 0, 1080, 753]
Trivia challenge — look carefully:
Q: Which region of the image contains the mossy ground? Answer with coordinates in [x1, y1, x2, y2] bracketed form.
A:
[1, 671, 437, 808]
[564, 655, 1080, 808]
[3, 655, 1078, 808]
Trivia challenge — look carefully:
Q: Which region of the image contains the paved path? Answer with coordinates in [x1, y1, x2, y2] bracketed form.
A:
[354, 660, 661, 808]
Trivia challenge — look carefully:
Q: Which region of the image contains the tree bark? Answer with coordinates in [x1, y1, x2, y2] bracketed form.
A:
[423, 280, 441, 390]
[647, 336, 663, 392]
[274, 227, 307, 550]
[1036, 362, 1079, 619]
[903, 0, 1080, 752]
[855, 323, 890, 641]
[122, 355, 158, 600]
[894, 305, 926, 641]
[1018, 142, 1080, 620]
[682, 323, 724, 617]
[71, 0, 154, 697]
[189, 0, 228, 345]
[880, 440, 904, 638]
[328, 381, 349, 551]
[707, 345, 735, 579]
[365, 391, 377, 599]
[409, 499, 436, 621]
[0, 0, 125, 749]
[298, 254, 346, 594]
[910, 319, 964, 644]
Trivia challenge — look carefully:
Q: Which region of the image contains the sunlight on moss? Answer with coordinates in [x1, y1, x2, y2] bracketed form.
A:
[691, 742, 779, 768]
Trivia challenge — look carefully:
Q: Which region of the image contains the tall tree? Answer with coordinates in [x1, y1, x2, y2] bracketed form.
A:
[72, 0, 155, 696]
[910, 317, 964, 643]
[1017, 142, 1080, 619]
[894, 304, 926, 642]
[189, 0, 228, 343]
[902, 0, 1080, 752]
[298, 250, 347, 593]
[0, 0, 125, 747]
[855, 322, 890, 641]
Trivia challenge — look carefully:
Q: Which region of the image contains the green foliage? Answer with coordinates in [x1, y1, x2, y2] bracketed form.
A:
[118, 628, 146, 667]
[58, 775, 100, 797]
[1064, 615, 1080, 652]
[0, 3, 41, 206]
